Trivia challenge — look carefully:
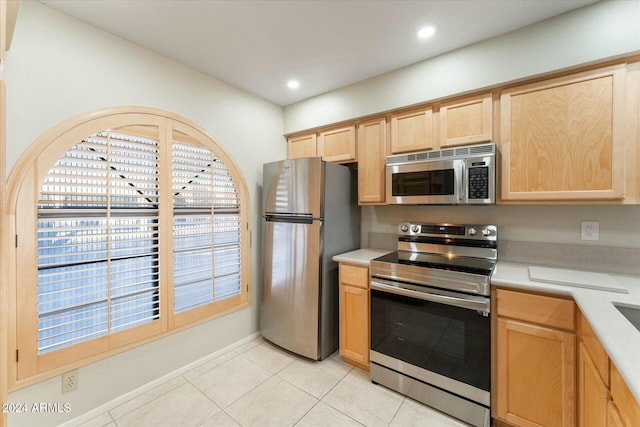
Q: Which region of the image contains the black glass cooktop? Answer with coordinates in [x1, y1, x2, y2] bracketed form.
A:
[372, 251, 494, 276]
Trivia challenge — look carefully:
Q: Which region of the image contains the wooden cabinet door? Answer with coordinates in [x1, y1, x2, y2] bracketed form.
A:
[338, 264, 369, 370]
[339, 284, 369, 368]
[357, 118, 387, 204]
[1, 0, 20, 61]
[500, 65, 626, 201]
[578, 313, 609, 386]
[287, 133, 317, 159]
[390, 107, 434, 154]
[578, 343, 609, 427]
[608, 400, 627, 427]
[1, 0, 6, 62]
[318, 125, 356, 163]
[439, 93, 492, 148]
[496, 318, 576, 427]
[610, 364, 640, 427]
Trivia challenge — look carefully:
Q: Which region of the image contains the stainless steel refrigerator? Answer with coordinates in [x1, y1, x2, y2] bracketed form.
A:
[260, 157, 360, 360]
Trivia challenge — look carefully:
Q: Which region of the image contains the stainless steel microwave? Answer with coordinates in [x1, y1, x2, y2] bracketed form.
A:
[386, 143, 496, 205]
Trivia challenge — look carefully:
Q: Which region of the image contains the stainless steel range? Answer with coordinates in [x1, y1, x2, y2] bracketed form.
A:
[369, 222, 497, 427]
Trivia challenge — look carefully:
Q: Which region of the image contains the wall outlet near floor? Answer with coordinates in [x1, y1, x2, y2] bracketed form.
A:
[62, 369, 79, 393]
[581, 221, 599, 241]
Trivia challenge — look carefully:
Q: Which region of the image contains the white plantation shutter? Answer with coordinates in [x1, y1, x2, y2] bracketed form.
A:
[172, 141, 241, 313]
[12, 109, 249, 382]
[37, 132, 160, 354]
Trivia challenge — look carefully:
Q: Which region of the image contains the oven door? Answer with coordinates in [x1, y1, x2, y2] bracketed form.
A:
[386, 158, 464, 204]
[370, 278, 490, 405]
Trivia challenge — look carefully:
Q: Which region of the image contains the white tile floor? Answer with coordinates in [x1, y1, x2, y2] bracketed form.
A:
[77, 337, 469, 427]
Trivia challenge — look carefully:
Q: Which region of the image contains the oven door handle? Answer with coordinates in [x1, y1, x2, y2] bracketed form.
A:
[370, 279, 490, 314]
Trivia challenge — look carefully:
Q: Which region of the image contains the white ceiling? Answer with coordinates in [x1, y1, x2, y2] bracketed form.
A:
[39, 0, 600, 107]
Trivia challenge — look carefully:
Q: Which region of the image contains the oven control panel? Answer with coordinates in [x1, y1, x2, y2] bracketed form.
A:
[398, 222, 497, 241]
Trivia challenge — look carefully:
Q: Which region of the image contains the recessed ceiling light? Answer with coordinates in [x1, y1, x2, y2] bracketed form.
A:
[417, 26, 436, 39]
[287, 80, 300, 90]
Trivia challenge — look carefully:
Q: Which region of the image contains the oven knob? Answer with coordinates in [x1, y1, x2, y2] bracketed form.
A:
[411, 225, 420, 233]
[468, 227, 477, 236]
[400, 225, 409, 232]
[482, 228, 492, 237]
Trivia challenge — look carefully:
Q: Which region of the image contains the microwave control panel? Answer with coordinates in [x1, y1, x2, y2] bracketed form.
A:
[468, 166, 489, 199]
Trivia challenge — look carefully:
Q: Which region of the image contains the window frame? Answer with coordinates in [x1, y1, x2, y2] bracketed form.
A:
[6, 108, 251, 389]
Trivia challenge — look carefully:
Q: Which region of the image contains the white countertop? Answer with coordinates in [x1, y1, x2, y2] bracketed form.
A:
[332, 248, 392, 267]
[492, 261, 640, 403]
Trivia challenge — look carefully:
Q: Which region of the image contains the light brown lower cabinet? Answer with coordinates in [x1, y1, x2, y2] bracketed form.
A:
[578, 311, 610, 427]
[610, 363, 640, 427]
[494, 288, 576, 427]
[577, 313, 640, 427]
[496, 318, 576, 427]
[578, 342, 608, 427]
[494, 290, 640, 427]
[608, 400, 627, 427]
[338, 263, 369, 371]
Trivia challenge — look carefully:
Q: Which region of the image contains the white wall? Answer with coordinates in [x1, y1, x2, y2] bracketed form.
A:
[3, 1, 285, 425]
[283, 0, 640, 133]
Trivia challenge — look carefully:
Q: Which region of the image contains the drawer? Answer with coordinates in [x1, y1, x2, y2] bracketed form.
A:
[496, 288, 576, 331]
[339, 264, 369, 289]
[578, 312, 609, 386]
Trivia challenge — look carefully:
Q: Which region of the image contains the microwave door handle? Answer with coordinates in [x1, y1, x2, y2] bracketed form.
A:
[458, 163, 465, 202]
[370, 280, 489, 314]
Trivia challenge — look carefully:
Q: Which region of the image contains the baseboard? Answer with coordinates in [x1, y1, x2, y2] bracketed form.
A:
[58, 332, 261, 427]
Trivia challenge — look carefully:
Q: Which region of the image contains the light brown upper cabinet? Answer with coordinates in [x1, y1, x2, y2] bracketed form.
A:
[439, 93, 492, 148]
[287, 133, 317, 159]
[500, 65, 627, 202]
[318, 125, 356, 163]
[1, 0, 21, 62]
[357, 117, 387, 204]
[0, 0, 6, 61]
[390, 106, 434, 154]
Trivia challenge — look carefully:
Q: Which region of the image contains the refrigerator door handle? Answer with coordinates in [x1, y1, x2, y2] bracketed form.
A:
[264, 214, 315, 224]
[265, 212, 313, 218]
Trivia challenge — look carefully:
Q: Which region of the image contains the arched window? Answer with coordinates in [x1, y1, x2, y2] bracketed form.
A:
[7, 108, 250, 384]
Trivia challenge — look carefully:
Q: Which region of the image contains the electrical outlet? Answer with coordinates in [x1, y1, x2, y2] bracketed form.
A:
[62, 369, 79, 393]
[581, 221, 599, 241]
